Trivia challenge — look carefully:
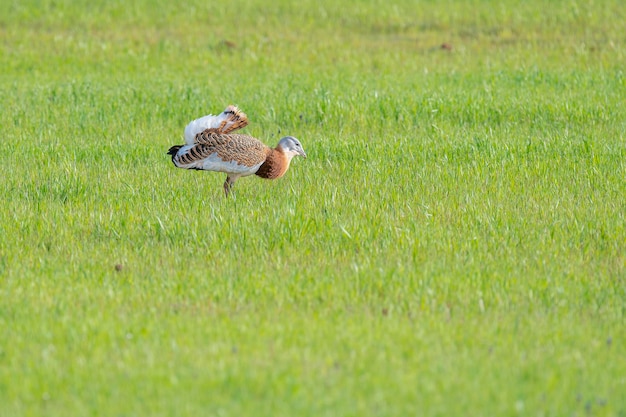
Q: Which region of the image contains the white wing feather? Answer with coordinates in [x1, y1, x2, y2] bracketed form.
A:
[183, 110, 230, 145]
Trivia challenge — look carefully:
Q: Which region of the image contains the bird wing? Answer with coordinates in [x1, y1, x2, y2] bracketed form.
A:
[183, 105, 248, 145]
[173, 134, 269, 174]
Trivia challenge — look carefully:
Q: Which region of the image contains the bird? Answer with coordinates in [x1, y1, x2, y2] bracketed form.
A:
[167, 105, 306, 197]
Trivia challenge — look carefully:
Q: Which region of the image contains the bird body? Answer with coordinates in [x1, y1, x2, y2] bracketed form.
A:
[168, 106, 306, 196]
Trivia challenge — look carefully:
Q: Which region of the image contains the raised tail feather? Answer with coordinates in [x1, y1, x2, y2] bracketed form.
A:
[219, 105, 248, 134]
[183, 105, 249, 144]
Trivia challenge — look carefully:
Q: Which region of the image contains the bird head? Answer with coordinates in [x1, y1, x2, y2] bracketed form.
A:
[277, 136, 307, 159]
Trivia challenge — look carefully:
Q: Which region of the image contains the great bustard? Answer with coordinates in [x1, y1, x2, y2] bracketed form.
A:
[167, 105, 306, 196]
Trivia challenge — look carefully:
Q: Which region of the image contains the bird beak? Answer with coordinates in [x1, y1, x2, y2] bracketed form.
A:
[299, 150, 307, 159]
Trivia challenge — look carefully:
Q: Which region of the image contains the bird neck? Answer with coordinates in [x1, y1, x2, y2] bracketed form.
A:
[255, 148, 291, 179]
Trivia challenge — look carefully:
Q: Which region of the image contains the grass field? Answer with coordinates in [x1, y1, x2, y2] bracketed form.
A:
[1, 0, 625, 415]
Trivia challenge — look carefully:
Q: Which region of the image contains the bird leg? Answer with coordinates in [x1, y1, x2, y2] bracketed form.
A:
[223, 176, 235, 197]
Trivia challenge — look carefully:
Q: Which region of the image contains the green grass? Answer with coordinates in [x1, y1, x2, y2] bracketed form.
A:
[1, 0, 625, 416]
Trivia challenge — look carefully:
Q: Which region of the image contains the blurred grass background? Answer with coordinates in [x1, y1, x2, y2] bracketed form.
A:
[1, 0, 625, 416]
